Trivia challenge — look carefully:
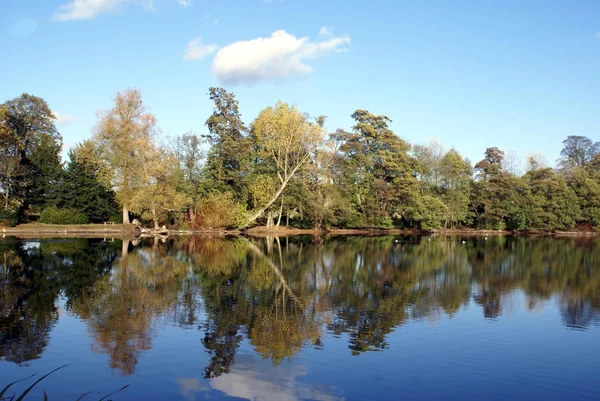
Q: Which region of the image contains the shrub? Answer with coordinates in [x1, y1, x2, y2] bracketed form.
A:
[193, 193, 246, 229]
[39, 207, 89, 225]
[0, 210, 18, 227]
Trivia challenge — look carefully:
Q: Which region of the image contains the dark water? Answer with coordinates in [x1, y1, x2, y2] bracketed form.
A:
[1, 235, 600, 401]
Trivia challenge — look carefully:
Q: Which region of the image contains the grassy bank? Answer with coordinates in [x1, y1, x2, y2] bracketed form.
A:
[2, 223, 140, 237]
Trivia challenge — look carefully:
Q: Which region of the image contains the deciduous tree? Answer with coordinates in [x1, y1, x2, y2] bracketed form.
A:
[1, 94, 61, 217]
[246, 101, 323, 226]
[559, 136, 600, 170]
[91, 88, 157, 224]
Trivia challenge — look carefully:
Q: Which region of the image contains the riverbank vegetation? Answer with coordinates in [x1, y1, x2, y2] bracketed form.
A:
[1, 89, 599, 231]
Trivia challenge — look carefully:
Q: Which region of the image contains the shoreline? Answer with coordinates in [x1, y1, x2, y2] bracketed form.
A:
[1, 224, 598, 239]
[1, 223, 140, 238]
[244, 227, 600, 237]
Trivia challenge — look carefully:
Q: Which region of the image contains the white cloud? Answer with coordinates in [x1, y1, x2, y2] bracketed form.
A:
[53, 111, 74, 125]
[209, 354, 343, 401]
[184, 38, 219, 61]
[54, 0, 126, 21]
[211, 28, 350, 85]
[53, 0, 188, 21]
[595, 32, 600, 39]
[318, 26, 333, 37]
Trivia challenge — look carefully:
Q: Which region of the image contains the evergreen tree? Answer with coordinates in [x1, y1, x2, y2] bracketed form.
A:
[333, 110, 418, 228]
[27, 134, 63, 211]
[60, 148, 120, 223]
[203, 87, 251, 199]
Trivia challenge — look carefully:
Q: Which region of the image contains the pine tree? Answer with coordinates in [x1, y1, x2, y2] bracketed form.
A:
[60, 150, 119, 223]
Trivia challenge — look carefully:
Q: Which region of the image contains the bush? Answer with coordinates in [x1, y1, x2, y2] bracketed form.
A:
[39, 207, 89, 225]
[0, 210, 18, 227]
[193, 193, 246, 229]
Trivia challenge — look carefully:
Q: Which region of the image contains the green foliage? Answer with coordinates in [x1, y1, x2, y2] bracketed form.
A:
[26, 134, 63, 211]
[0, 209, 18, 227]
[331, 110, 418, 228]
[39, 207, 89, 225]
[524, 168, 580, 230]
[3, 88, 600, 232]
[60, 150, 120, 223]
[1, 94, 60, 219]
[414, 194, 447, 230]
[203, 87, 251, 199]
[169, 133, 204, 206]
[569, 168, 600, 227]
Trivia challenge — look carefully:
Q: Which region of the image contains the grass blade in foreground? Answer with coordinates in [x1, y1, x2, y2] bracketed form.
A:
[0, 374, 36, 399]
[75, 391, 99, 401]
[14, 364, 71, 401]
[97, 385, 130, 401]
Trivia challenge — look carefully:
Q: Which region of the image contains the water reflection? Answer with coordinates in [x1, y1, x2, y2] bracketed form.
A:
[208, 354, 343, 401]
[70, 237, 191, 375]
[0, 238, 117, 364]
[1, 235, 599, 376]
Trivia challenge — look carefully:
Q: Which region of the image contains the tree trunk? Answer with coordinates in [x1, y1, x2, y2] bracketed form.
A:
[266, 210, 273, 229]
[152, 236, 159, 255]
[121, 239, 130, 258]
[122, 205, 130, 224]
[152, 206, 159, 229]
[276, 196, 284, 227]
[244, 163, 303, 227]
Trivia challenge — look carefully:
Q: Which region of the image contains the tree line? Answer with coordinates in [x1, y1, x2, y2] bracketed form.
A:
[1, 88, 599, 231]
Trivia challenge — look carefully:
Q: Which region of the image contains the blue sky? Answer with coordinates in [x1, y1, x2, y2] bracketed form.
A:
[1, 0, 599, 168]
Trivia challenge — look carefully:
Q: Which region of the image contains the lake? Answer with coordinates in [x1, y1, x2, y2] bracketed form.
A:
[1, 235, 599, 401]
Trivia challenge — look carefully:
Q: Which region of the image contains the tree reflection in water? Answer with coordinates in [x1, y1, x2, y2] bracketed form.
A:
[0, 238, 118, 364]
[1, 235, 599, 376]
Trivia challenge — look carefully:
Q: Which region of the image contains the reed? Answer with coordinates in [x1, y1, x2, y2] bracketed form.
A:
[0, 365, 129, 401]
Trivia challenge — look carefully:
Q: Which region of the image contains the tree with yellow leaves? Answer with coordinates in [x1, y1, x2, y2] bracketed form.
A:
[246, 101, 323, 227]
[130, 147, 190, 229]
[91, 88, 157, 224]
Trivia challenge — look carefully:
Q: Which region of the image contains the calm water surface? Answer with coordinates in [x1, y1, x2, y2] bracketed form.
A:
[1, 235, 599, 400]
